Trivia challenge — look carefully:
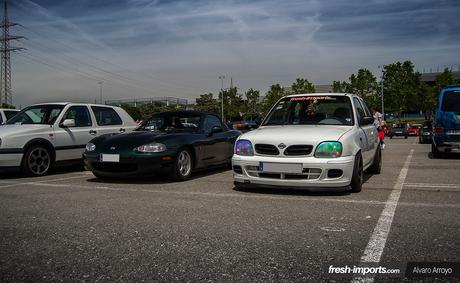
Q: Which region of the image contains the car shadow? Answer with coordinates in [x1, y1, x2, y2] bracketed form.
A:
[86, 166, 231, 185]
[428, 152, 460, 159]
[0, 163, 86, 180]
[233, 173, 374, 197]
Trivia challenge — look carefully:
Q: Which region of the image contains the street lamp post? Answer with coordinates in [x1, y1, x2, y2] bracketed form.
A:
[98, 81, 103, 104]
[218, 75, 225, 122]
[378, 66, 384, 118]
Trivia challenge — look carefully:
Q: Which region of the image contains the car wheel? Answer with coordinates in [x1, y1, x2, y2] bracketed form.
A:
[390, 135, 393, 139]
[22, 145, 52, 176]
[350, 153, 363, 193]
[367, 147, 382, 174]
[404, 135, 408, 139]
[431, 143, 441, 158]
[171, 148, 193, 181]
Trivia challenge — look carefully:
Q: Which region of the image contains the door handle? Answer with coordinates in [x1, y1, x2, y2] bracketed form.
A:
[119, 128, 126, 133]
[89, 130, 97, 135]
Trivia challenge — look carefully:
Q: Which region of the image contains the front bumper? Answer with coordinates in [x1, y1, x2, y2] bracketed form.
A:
[83, 152, 174, 178]
[232, 154, 355, 191]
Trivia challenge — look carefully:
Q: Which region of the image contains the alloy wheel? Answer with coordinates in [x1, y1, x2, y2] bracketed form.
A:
[177, 150, 191, 177]
[28, 148, 50, 175]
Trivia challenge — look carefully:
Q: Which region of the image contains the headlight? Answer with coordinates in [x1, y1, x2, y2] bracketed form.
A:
[314, 141, 342, 158]
[235, 139, 254, 156]
[135, 143, 166, 153]
[86, 142, 96, 152]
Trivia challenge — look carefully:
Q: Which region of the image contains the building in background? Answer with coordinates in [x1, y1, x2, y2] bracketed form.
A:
[106, 97, 188, 109]
[421, 71, 460, 86]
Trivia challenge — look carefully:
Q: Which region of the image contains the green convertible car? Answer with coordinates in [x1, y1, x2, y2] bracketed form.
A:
[83, 111, 241, 180]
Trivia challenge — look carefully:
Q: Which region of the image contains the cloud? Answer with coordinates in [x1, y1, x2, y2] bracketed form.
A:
[8, 0, 460, 106]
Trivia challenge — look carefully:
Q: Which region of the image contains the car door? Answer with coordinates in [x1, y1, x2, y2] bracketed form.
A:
[353, 97, 375, 166]
[54, 105, 96, 161]
[90, 106, 127, 137]
[200, 115, 230, 165]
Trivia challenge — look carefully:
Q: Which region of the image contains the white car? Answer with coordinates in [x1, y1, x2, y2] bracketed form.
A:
[0, 108, 20, 124]
[232, 93, 381, 192]
[0, 103, 137, 176]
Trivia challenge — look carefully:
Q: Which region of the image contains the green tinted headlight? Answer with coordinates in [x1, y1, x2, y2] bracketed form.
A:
[314, 141, 342, 158]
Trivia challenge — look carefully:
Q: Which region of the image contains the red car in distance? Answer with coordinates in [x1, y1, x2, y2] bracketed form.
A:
[408, 123, 422, 136]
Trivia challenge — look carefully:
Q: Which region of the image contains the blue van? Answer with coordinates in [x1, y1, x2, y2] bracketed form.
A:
[432, 85, 460, 157]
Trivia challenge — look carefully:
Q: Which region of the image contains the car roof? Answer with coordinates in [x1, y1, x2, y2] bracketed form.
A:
[283, 93, 358, 98]
[25, 102, 118, 108]
[0, 108, 20, 111]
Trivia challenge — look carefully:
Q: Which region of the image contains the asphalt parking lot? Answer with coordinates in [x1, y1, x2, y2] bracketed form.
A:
[1, 137, 459, 282]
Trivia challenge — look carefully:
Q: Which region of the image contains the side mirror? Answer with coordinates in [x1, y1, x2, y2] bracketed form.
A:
[209, 125, 223, 135]
[360, 116, 374, 126]
[60, 118, 75, 128]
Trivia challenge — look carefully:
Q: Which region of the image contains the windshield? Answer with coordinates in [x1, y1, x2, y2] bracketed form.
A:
[6, 105, 64, 125]
[441, 91, 460, 113]
[263, 95, 354, 126]
[137, 113, 201, 132]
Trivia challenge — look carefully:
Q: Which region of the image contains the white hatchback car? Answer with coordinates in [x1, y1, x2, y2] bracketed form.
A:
[232, 93, 381, 192]
[0, 103, 136, 176]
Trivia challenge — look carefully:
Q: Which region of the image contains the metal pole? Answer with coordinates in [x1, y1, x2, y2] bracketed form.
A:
[98, 81, 103, 104]
[379, 66, 384, 119]
[219, 75, 225, 122]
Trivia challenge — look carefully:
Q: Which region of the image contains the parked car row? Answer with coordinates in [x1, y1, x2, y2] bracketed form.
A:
[1, 93, 384, 193]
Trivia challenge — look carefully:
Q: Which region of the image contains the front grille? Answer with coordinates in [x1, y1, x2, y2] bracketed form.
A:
[92, 162, 138, 173]
[284, 145, 313, 156]
[244, 166, 322, 180]
[255, 144, 279, 155]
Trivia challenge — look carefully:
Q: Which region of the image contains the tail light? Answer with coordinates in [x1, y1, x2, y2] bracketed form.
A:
[435, 127, 444, 134]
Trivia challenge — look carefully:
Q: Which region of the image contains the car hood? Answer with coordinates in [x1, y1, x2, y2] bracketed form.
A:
[240, 125, 352, 146]
[0, 124, 52, 137]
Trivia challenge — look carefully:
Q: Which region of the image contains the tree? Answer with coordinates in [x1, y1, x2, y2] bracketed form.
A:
[219, 87, 244, 120]
[120, 103, 142, 121]
[243, 88, 260, 119]
[194, 93, 219, 114]
[431, 68, 456, 109]
[332, 81, 350, 93]
[383, 61, 424, 117]
[291, 78, 315, 94]
[139, 101, 176, 118]
[261, 84, 285, 115]
[0, 103, 15, 109]
[332, 69, 379, 109]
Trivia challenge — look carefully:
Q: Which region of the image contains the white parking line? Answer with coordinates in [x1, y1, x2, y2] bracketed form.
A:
[352, 149, 414, 283]
[404, 183, 460, 189]
[0, 174, 90, 189]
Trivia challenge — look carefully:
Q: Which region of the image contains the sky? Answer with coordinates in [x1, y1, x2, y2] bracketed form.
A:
[6, 0, 460, 106]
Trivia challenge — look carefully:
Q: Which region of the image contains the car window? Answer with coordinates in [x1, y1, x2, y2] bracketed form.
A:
[61, 106, 92, 127]
[0, 113, 3, 124]
[204, 115, 223, 132]
[6, 105, 64, 125]
[263, 96, 354, 126]
[441, 91, 460, 112]
[353, 97, 366, 123]
[4, 110, 18, 120]
[138, 113, 201, 132]
[91, 106, 122, 126]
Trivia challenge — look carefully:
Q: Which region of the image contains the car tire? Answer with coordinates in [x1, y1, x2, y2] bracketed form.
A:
[431, 143, 441, 159]
[390, 135, 393, 139]
[170, 148, 193, 181]
[22, 145, 53, 176]
[350, 153, 363, 193]
[404, 135, 408, 139]
[367, 147, 382, 174]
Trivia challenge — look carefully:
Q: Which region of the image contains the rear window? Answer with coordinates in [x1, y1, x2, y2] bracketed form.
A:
[91, 106, 122, 126]
[441, 91, 460, 112]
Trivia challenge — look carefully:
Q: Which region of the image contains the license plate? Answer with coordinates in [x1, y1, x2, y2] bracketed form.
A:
[101, 154, 120, 162]
[260, 162, 302, 174]
[447, 130, 460, 135]
[395, 131, 402, 134]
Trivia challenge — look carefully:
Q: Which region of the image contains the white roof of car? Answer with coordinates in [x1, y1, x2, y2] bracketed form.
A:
[0, 108, 20, 111]
[284, 93, 356, 98]
[27, 102, 118, 108]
